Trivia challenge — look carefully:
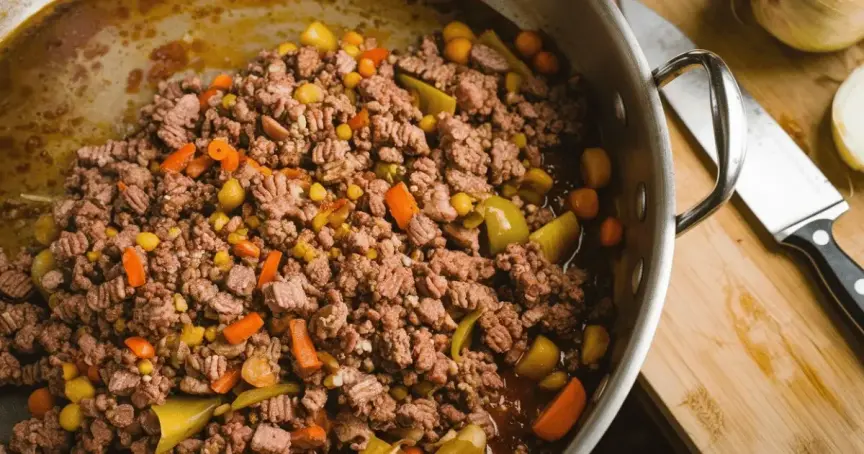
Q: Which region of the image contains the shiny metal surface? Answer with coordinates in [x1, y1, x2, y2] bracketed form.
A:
[621, 0, 846, 240]
[652, 50, 746, 234]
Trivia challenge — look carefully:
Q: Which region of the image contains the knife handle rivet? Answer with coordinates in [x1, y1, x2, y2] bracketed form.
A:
[854, 279, 864, 296]
[812, 230, 830, 246]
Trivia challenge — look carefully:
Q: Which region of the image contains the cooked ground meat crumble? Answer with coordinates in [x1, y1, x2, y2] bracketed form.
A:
[0, 21, 617, 454]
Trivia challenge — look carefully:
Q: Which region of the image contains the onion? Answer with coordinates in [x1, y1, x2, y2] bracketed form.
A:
[832, 65, 864, 171]
[751, 0, 864, 52]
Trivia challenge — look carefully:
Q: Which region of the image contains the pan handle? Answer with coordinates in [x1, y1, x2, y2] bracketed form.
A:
[652, 50, 747, 235]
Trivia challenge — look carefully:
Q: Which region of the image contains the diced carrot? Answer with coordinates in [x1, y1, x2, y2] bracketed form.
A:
[221, 149, 240, 172]
[290, 424, 327, 449]
[532, 377, 587, 441]
[223, 313, 265, 345]
[259, 166, 273, 177]
[122, 247, 146, 288]
[28, 388, 54, 418]
[600, 217, 623, 247]
[257, 250, 282, 288]
[347, 108, 369, 130]
[185, 155, 214, 179]
[209, 73, 233, 91]
[160, 143, 197, 173]
[289, 319, 323, 375]
[87, 365, 101, 384]
[208, 139, 235, 161]
[359, 48, 389, 67]
[233, 240, 260, 258]
[320, 198, 348, 214]
[402, 447, 423, 454]
[210, 369, 241, 394]
[384, 182, 419, 229]
[117, 181, 128, 192]
[199, 88, 219, 108]
[124, 336, 155, 359]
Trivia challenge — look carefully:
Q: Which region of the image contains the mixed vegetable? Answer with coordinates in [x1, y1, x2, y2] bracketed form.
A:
[21, 18, 622, 454]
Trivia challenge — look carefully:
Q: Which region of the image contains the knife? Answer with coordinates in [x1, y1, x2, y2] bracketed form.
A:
[620, 0, 864, 334]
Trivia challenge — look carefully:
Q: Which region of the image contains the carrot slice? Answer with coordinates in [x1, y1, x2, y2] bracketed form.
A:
[290, 425, 327, 449]
[185, 155, 214, 179]
[532, 377, 587, 441]
[223, 313, 265, 345]
[402, 448, 423, 454]
[210, 369, 241, 394]
[257, 250, 282, 288]
[208, 139, 235, 161]
[28, 388, 54, 418]
[117, 181, 128, 192]
[289, 319, 323, 375]
[384, 182, 419, 230]
[199, 88, 219, 108]
[160, 143, 197, 173]
[347, 108, 369, 130]
[221, 149, 240, 172]
[124, 336, 155, 359]
[122, 247, 146, 288]
[209, 73, 233, 91]
[233, 240, 260, 258]
[359, 48, 389, 67]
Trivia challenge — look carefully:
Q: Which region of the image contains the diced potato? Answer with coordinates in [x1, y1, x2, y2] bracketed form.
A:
[581, 325, 610, 365]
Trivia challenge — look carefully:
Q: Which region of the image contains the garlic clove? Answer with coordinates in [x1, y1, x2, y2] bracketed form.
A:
[832, 65, 864, 171]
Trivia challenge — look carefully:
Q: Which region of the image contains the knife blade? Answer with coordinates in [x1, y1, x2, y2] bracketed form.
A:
[620, 0, 864, 335]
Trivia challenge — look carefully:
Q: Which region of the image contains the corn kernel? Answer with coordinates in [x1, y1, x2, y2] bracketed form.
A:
[105, 227, 118, 238]
[334, 223, 351, 239]
[294, 83, 323, 105]
[149, 160, 161, 174]
[342, 44, 361, 58]
[34, 213, 59, 246]
[343, 72, 362, 89]
[501, 183, 519, 198]
[181, 324, 205, 347]
[235, 228, 249, 237]
[210, 211, 230, 232]
[86, 251, 101, 263]
[329, 247, 341, 259]
[419, 114, 438, 133]
[214, 250, 232, 270]
[512, 132, 527, 149]
[336, 124, 353, 141]
[505, 72, 523, 93]
[62, 362, 79, 381]
[303, 248, 317, 263]
[277, 41, 298, 56]
[64, 376, 95, 403]
[48, 294, 60, 309]
[168, 227, 182, 239]
[309, 183, 327, 202]
[173, 294, 188, 312]
[389, 385, 409, 401]
[213, 403, 231, 417]
[113, 318, 126, 333]
[221, 93, 237, 109]
[136, 232, 160, 252]
[312, 212, 330, 232]
[346, 184, 364, 201]
[218, 178, 246, 212]
[345, 88, 357, 105]
[342, 30, 364, 46]
[59, 404, 82, 432]
[204, 326, 218, 343]
[366, 249, 378, 260]
[450, 192, 474, 217]
[463, 211, 485, 229]
[245, 216, 261, 229]
[137, 359, 154, 375]
[227, 232, 246, 245]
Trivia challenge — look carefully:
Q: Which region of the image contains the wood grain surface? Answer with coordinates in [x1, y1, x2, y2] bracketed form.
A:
[636, 0, 864, 452]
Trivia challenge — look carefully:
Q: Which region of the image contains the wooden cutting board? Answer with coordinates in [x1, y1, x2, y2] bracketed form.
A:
[636, 0, 864, 452]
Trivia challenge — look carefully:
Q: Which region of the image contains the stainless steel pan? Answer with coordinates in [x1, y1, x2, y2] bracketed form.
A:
[0, 0, 745, 451]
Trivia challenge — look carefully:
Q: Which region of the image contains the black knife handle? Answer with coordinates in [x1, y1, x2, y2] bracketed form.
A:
[781, 218, 864, 333]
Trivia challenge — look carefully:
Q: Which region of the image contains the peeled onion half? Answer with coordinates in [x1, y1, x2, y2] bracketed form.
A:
[752, 0, 864, 52]
[833, 65, 864, 171]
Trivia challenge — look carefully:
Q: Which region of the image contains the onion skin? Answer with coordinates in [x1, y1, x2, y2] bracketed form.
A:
[751, 0, 864, 52]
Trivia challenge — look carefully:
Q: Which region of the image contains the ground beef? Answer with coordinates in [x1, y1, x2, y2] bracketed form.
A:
[4, 24, 602, 452]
